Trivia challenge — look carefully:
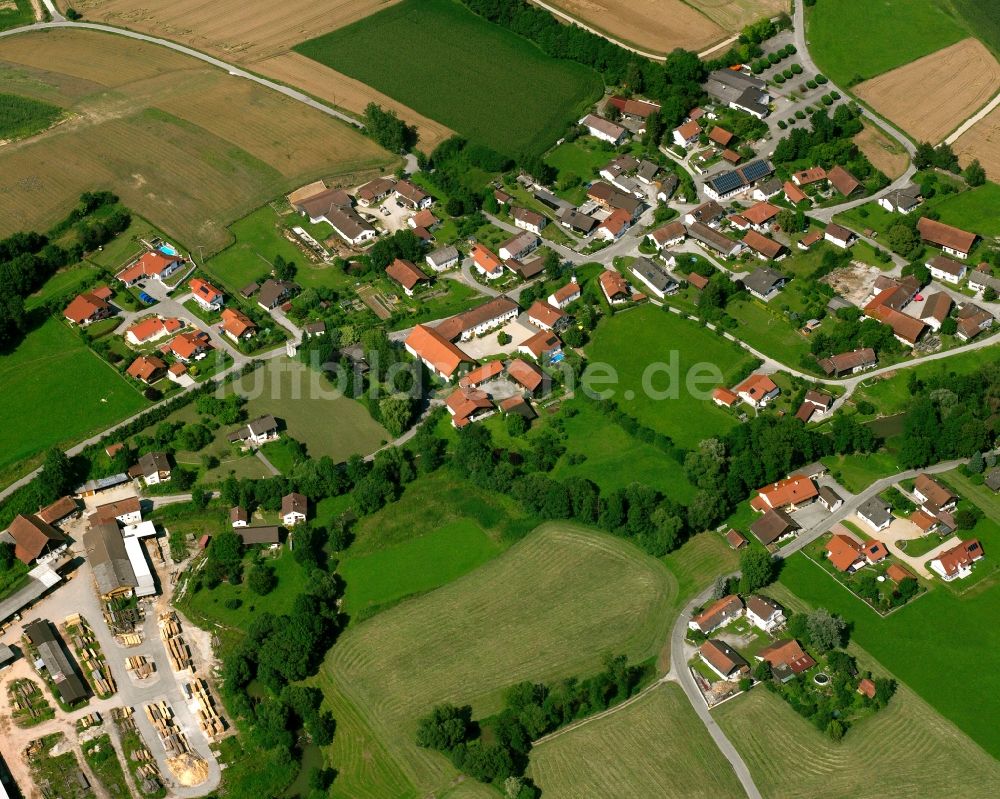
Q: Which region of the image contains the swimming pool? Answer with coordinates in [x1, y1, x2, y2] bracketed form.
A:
[159, 244, 179, 256]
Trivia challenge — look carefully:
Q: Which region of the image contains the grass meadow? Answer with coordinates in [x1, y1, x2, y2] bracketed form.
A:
[807, 0, 967, 84]
[528, 683, 744, 799]
[0, 0, 32, 31]
[0, 317, 146, 473]
[317, 524, 677, 799]
[293, 0, 603, 156]
[583, 306, 756, 450]
[0, 92, 61, 140]
[779, 548, 1000, 760]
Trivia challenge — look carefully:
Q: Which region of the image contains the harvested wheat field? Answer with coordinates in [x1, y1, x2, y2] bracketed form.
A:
[0, 29, 394, 250]
[853, 123, 909, 179]
[689, 0, 788, 34]
[954, 103, 1000, 181]
[543, 0, 726, 54]
[855, 39, 1000, 143]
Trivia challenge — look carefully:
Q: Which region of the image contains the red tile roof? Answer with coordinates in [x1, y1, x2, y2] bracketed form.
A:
[126, 355, 166, 382]
[742, 202, 780, 226]
[863, 539, 888, 562]
[753, 476, 818, 510]
[712, 386, 739, 406]
[386, 258, 429, 291]
[675, 120, 702, 140]
[446, 387, 493, 428]
[471, 243, 503, 274]
[519, 329, 562, 358]
[826, 533, 864, 572]
[743, 230, 783, 259]
[783, 181, 807, 203]
[709, 126, 734, 146]
[220, 308, 256, 339]
[459, 360, 504, 388]
[757, 639, 816, 674]
[828, 165, 861, 196]
[405, 324, 469, 378]
[917, 217, 977, 256]
[932, 539, 983, 577]
[599, 269, 631, 300]
[734, 373, 778, 401]
[506, 358, 544, 392]
[189, 278, 223, 303]
[793, 166, 827, 185]
[64, 291, 111, 324]
[8, 514, 65, 563]
[528, 300, 565, 329]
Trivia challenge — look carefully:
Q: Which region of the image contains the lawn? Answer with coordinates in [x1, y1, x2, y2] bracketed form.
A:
[583, 306, 757, 449]
[726, 297, 813, 365]
[316, 523, 677, 799]
[293, 0, 603, 156]
[779, 550, 1000, 759]
[339, 518, 502, 618]
[82, 734, 131, 799]
[0, 92, 61, 140]
[528, 683, 744, 798]
[807, 0, 967, 84]
[822, 449, 902, 493]
[24, 264, 102, 311]
[927, 180, 1000, 236]
[0, 0, 32, 31]
[715, 674, 1000, 799]
[0, 317, 146, 474]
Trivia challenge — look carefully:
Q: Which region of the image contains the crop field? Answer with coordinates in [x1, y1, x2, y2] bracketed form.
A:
[293, 0, 603, 156]
[779, 552, 1000, 759]
[316, 524, 677, 798]
[0, 0, 33, 31]
[0, 29, 393, 251]
[0, 318, 146, 473]
[0, 92, 61, 141]
[855, 39, 1000, 143]
[542, 0, 725, 54]
[584, 306, 756, 450]
[339, 519, 501, 617]
[716, 679, 1000, 799]
[528, 682, 743, 798]
[808, 0, 967, 85]
[852, 124, 909, 179]
[954, 104, 1000, 180]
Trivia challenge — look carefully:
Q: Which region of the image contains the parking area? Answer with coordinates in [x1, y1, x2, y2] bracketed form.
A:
[458, 317, 538, 360]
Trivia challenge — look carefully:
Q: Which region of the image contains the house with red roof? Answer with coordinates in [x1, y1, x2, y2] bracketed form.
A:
[863, 540, 889, 564]
[518, 329, 562, 361]
[458, 360, 504, 389]
[750, 476, 819, 513]
[385, 258, 430, 296]
[219, 308, 256, 342]
[507, 358, 546, 394]
[404, 324, 470, 380]
[599, 269, 631, 304]
[733, 373, 779, 409]
[930, 539, 983, 581]
[126, 355, 167, 384]
[596, 208, 632, 242]
[548, 281, 581, 309]
[189, 278, 224, 311]
[125, 316, 182, 345]
[116, 251, 184, 285]
[64, 288, 113, 326]
[689, 595, 744, 634]
[712, 387, 739, 408]
[756, 639, 815, 682]
[672, 119, 702, 148]
[527, 301, 566, 332]
[168, 331, 212, 362]
[445, 387, 494, 428]
[826, 533, 865, 573]
[471, 244, 504, 280]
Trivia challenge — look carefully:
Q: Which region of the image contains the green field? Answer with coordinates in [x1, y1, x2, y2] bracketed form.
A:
[583, 306, 756, 450]
[24, 264, 102, 311]
[0, 317, 146, 472]
[950, 0, 1000, 53]
[528, 683, 744, 798]
[727, 298, 813, 365]
[293, 0, 603, 156]
[339, 519, 502, 617]
[808, 0, 967, 84]
[716, 675, 1000, 799]
[0, 0, 33, 32]
[0, 92, 61, 140]
[317, 524, 677, 799]
[928, 181, 1000, 236]
[779, 545, 1000, 759]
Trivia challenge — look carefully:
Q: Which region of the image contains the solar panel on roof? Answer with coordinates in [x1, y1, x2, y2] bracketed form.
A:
[709, 171, 745, 194]
[739, 160, 772, 183]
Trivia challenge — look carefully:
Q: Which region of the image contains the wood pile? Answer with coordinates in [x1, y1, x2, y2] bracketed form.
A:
[111, 706, 164, 789]
[185, 678, 227, 739]
[145, 700, 190, 757]
[126, 655, 155, 679]
[158, 612, 193, 673]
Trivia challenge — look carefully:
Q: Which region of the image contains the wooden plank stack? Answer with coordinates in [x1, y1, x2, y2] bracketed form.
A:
[186, 678, 227, 739]
[145, 700, 190, 757]
[125, 655, 155, 679]
[158, 612, 193, 673]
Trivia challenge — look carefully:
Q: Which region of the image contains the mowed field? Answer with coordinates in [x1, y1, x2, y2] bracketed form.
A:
[583, 306, 756, 450]
[0, 318, 146, 472]
[0, 29, 393, 251]
[852, 123, 909, 179]
[808, 0, 968, 85]
[954, 103, 1000, 180]
[293, 0, 603, 156]
[316, 524, 677, 798]
[528, 683, 743, 798]
[855, 39, 1000, 142]
[716, 681, 1000, 799]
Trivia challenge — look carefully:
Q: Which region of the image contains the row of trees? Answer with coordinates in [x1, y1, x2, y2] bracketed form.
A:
[363, 103, 418, 153]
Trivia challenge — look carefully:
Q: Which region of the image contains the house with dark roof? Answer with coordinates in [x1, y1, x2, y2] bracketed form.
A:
[136, 452, 171, 486]
[879, 185, 922, 214]
[927, 255, 967, 285]
[818, 348, 877, 376]
[281, 493, 307, 527]
[84, 521, 138, 599]
[24, 620, 88, 705]
[630, 258, 677, 299]
[386, 258, 430, 296]
[824, 223, 857, 249]
[580, 114, 627, 144]
[5, 515, 66, 564]
[919, 292, 953, 331]
[257, 279, 297, 310]
[956, 303, 994, 341]
[687, 222, 743, 258]
[700, 639, 750, 680]
[819, 485, 843, 512]
[227, 415, 279, 447]
[913, 474, 957, 514]
[743, 266, 787, 299]
[238, 526, 281, 546]
[858, 496, 893, 531]
[746, 595, 785, 632]
[750, 509, 799, 545]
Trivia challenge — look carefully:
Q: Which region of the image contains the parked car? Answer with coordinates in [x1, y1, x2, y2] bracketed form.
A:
[139, 292, 155, 304]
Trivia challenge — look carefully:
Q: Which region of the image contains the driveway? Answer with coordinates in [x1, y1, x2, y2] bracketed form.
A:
[858, 514, 955, 578]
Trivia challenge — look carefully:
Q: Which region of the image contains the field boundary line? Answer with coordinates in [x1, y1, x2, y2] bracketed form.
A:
[944, 87, 1000, 145]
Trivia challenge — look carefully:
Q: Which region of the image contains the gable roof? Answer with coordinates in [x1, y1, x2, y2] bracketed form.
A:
[742, 201, 780, 226]
[37, 496, 78, 525]
[726, 528, 748, 548]
[783, 180, 808, 203]
[8, 514, 66, 563]
[608, 95, 660, 118]
[757, 639, 815, 674]
[435, 296, 519, 340]
[675, 120, 702, 140]
[920, 292, 953, 323]
[793, 166, 827, 185]
[84, 521, 138, 597]
[828, 165, 861, 196]
[928, 255, 966, 277]
[599, 269, 631, 299]
[581, 114, 626, 140]
[220, 308, 256, 338]
[91, 496, 141, 525]
[394, 179, 429, 205]
[507, 358, 545, 392]
[700, 639, 748, 677]
[692, 594, 743, 631]
[826, 533, 864, 571]
[708, 126, 734, 146]
[734, 373, 778, 400]
[932, 539, 983, 577]
[914, 473, 956, 510]
[818, 348, 877, 375]
[551, 282, 581, 304]
[752, 476, 818, 510]
[189, 278, 223, 302]
[126, 355, 166, 382]
[649, 221, 686, 244]
[746, 594, 782, 621]
[386, 258, 429, 291]
[405, 324, 469, 378]
[446, 387, 493, 427]
[519, 329, 562, 358]
[917, 216, 977, 255]
[281, 493, 307, 518]
[528, 300, 565, 329]
[64, 291, 111, 324]
[750, 509, 798, 544]
[472, 243, 504, 274]
[238, 526, 281, 545]
[356, 176, 396, 202]
[858, 496, 892, 527]
[458, 360, 504, 388]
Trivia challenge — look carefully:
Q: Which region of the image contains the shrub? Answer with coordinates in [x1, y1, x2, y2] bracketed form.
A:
[795, 109, 806, 120]
[785, 44, 797, 55]
[830, 90, 841, 100]
[777, 120, 787, 130]
[791, 63, 803, 74]
[782, 68, 793, 79]
[816, 74, 829, 84]
[768, 52, 780, 64]
[822, 95, 834, 106]
[774, 74, 785, 84]
[806, 79, 818, 89]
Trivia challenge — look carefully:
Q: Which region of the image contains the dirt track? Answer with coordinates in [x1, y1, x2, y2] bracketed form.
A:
[855, 38, 1000, 143]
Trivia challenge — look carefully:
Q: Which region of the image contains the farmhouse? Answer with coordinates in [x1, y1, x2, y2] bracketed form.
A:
[385, 258, 430, 296]
[750, 508, 799, 545]
[512, 207, 547, 234]
[459, 360, 504, 390]
[596, 208, 632, 241]
[930, 539, 984, 581]
[126, 316, 182, 345]
[5, 514, 66, 564]
[687, 222, 743, 258]
[527, 301, 566, 332]
[404, 324, 470, 381]
[548, 281, 581, 309]
[580, 114, 627, 144]
[188, 278, 224, 311]
[436, 297, 519, 341]
[702, 160, 774, 201]
[258, 279, 296, 310]
[599, 269, 631, 304]
[608, 95, 660, 119]
[824, 223, 857, 249]
[913, 474, 958, 513]
[858, 496, 893, 531]
[446, 387, 494, 429]
[956, 304, 995, 341]
[746, 595, 785, 632]
[586, 182, 643, 217]
[469, 244, 502, 280]
[917, 217, 977, 259]
[135, 451, 171, 486]
[115, 251, 184, 286]
[630, 258, 677, 299]
[868, 305, 927, 346]
[355, 177, 396, 206]
[296, 187, 352, 223]
[756, 639, 815, 681]
[879, 185, 922, 214]
[64, 288, 113, 326]
[751, 476, 818, 513]
[24, 620, 88, 705]
[647, 221, 686, 249]
[499, 232, 539, 262]
[699, 639, 750, 680]
[238, 527, 281, 547]
[741, 202, 780, 231]
[220, 308, 256, 341]
[125, 355, 167, 384]
[919, 292, 953, 331]
[518, 329, 562, 361]
[672, 119, 702, 148]
[394, 179, 432, 210]
[325, 206, 376, 245]
[826, 533, 865, 573]
[227, 415, 279, 447]
[734, 373, 779, 409]
[827, 165, 862, 196]
[559, 208, 598, 235]
[792, 167, 827, 187]
[712, 387, 739, 408]
[507, 358, 546, 394]
[689, 594, 744, 634]
[426, 246, 460, 272]
[743, 265, 788, 298]
[281, 493, 307, 527]
[927, 255, 967, 285]
[708, 126, 734, 147]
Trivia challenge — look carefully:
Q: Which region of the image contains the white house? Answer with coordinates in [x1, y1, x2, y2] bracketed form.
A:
[672, 120, 701, 148]
[230, 507, 248, 528]
[228, 415, 279, 447]
[188, 279, 224, 311]
[580, 114, 627, 145]
[426, 246, 460, 272]
[878, 185, 922, 214]
[281, 493, 307, 527]
[745, 595, 785, 633]
[498, 232, 538, 263]
[548, 281, 580, 309]
[857, 496, 892, 532]
[930, 539, 984, 581]
[824, 223, 856, 249]
[927, 255, 967, 285]
[326, 207, 377, 246]
[512, 207, 547, 235]
[136, 452, 171, 486]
